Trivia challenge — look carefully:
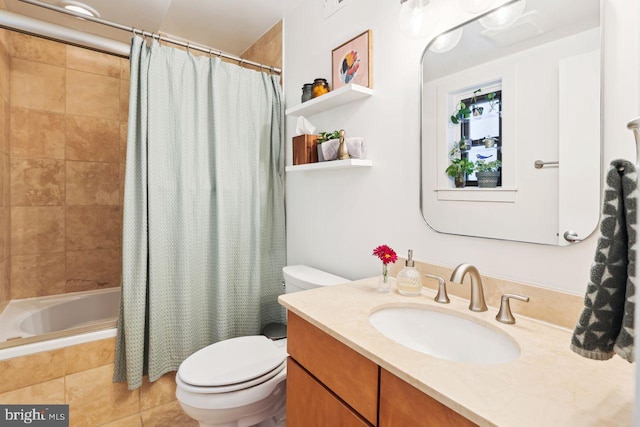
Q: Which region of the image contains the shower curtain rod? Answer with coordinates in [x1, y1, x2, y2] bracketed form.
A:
[15, 0, 282, 74]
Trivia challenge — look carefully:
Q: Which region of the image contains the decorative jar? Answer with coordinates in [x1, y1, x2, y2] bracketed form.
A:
[301, 83, 313, 103]
[312, 78, 330, 98]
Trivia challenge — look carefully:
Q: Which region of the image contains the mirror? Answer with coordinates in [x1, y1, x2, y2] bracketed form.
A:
[420, 0, 601, 245]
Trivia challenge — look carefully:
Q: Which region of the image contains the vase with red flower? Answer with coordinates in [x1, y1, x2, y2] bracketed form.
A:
[372, 244, 398, 293]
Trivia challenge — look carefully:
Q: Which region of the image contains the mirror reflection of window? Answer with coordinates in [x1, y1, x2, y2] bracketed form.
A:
[460, 90, 502, 185]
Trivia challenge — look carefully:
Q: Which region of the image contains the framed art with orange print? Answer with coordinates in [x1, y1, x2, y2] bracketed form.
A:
[331, 30, 372, 90]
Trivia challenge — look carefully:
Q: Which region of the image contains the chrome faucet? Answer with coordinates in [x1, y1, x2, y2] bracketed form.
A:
[450, 263, 488, 312]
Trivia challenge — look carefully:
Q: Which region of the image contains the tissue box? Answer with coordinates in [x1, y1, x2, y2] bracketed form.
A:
[292, 134, 318, 165]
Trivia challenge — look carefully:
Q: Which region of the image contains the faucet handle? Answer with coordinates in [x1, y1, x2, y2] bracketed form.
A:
[424, 273, 449, 304]
[496, 294, 530, 324]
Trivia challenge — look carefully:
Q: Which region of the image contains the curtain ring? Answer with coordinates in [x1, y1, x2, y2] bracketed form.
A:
[208, 49, 213, 59]
[239, 58, 244, 67]
[270, 66, 274, 74]
[217, 50, 222, 58]
[186, 42, 190, 54]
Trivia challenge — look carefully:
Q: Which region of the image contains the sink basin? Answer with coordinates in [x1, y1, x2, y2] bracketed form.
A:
[369, 306, 520, 364]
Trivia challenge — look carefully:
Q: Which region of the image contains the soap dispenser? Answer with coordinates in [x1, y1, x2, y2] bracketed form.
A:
[396, 250, 422, 296]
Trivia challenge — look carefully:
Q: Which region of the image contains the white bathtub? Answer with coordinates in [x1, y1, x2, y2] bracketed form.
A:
[0, 288, 119, 359]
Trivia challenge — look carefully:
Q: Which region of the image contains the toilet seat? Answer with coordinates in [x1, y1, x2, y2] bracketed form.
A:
[177, 335, 287, 394]
[177, 360, 286, 394]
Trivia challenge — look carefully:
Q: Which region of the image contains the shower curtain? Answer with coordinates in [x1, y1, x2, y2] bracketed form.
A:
[114, 36, 286, 389]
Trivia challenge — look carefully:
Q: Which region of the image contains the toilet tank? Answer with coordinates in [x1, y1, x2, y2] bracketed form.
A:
[283, 265, 348, 294]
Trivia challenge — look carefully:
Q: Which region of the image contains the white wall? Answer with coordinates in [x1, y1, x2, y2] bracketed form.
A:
[283, 0, 639, 295]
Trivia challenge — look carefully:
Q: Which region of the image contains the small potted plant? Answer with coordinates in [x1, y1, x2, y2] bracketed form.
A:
[449, 101, 471, 124]
[445, 158, 475, 188]
[448, 136, 471, 156]
[316, 130, 340, 161]
[475, 159, 502, 188]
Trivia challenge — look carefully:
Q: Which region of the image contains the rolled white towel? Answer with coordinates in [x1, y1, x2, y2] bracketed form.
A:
[320, 137, 366, 161]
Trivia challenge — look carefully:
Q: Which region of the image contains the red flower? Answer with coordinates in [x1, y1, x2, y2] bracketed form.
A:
[372, 244, 398, 265]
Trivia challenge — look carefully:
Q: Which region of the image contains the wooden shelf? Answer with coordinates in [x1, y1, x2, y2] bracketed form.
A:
[285, 84, 373, 117]
[286, 159, 373, 172]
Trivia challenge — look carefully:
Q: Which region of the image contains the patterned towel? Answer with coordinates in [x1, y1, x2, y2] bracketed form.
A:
[570, 160, 636, 362]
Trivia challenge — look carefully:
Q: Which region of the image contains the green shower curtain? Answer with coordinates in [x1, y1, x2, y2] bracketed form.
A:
[114, 36, 286, 389]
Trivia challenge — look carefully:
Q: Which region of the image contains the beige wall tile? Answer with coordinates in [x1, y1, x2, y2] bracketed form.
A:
[66, 161, 119, 205]
[66, 115, 119, 162]
[66, 45, 120, 78]
[66, 248, 121, 292]
[2, 152, 7, 207]
[100, 415, 142, 427]
[0, 28, 8, 60]
[120, 123, 128, 163]
[0, 259, 8, 313]
[65, 337, 116, 374]
[66, 205, 122, 251]
[0, 349, 65, 394]
[140, 372, 177, 411]
[241, 21, 282, 71]
[66, 69, 119, 120]
[140, 401, 198, 427]
[0, 378, 65, 404]
[10, 158, 65, 206]
[11, 206, 65, 255]
[0, 35, 9, 102]
[0, 152, 6, 206]
[11, 253, 66, 298]
[65, 364, 139, 427]
[119, 80, 129, 122]
[119, 163, 125, 206]
[120, 58, 130, 81]
[10, 32, 66, 67]
[10, 107, 66, 159]
[1, 99, 9, 155]
[0, 99, 7, 155]
[0, 205, 6, 260]
[11, 59, 65, 113]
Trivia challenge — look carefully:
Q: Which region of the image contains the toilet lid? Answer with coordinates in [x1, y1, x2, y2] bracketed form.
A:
[178, 335, 286, 387]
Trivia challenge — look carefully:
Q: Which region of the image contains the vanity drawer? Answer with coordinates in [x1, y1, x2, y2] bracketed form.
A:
[287, 358, 371, 427]
[287, 312, 379, 425]
[379, 368, 476, 427]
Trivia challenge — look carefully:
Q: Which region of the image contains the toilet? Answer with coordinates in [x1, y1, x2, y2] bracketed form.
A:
[175, 265, 348, 427]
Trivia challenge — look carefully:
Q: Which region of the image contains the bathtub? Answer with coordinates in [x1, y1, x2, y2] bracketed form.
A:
[0, 288, 119, 360]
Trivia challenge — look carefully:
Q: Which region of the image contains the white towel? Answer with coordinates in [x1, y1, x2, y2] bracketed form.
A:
[320, 137, 366, 161]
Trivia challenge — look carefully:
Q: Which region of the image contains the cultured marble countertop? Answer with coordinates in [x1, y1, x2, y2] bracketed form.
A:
[278, 277, 634, 427]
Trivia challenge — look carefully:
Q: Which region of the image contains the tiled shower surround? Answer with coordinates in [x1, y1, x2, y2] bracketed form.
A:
[6, 31, 126, 300]
[0, 22, 282, 426]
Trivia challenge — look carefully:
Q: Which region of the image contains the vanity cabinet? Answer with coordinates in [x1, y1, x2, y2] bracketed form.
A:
[286, 312, 477, 427]
[287, 312, 378, 425]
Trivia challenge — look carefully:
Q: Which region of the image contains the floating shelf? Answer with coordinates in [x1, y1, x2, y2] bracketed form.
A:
[285, 84, 373, 118]
[286, 159, 373, 172]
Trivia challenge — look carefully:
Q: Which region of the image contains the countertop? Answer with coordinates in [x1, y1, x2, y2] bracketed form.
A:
[278, 277, 633, 427]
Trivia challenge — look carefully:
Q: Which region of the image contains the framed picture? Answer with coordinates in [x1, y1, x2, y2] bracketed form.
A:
[331, 30, 372, 90]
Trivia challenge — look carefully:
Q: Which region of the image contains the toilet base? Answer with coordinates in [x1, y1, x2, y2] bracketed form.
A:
[178, 379, 286, 427]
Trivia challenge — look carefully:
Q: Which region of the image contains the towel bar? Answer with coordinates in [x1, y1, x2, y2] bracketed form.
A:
[534, 160, 559, 169]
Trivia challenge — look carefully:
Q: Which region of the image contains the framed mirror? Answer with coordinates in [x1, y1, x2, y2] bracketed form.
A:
[420, 0, 601, 245]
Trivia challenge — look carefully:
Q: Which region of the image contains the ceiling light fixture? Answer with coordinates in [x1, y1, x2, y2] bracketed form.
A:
[60, 1, 100, 18]
[456, 0, 498, 14]
[428, 28, 464, 53]
[398, 0, 431, 39]
[479, 0, 526, 31]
